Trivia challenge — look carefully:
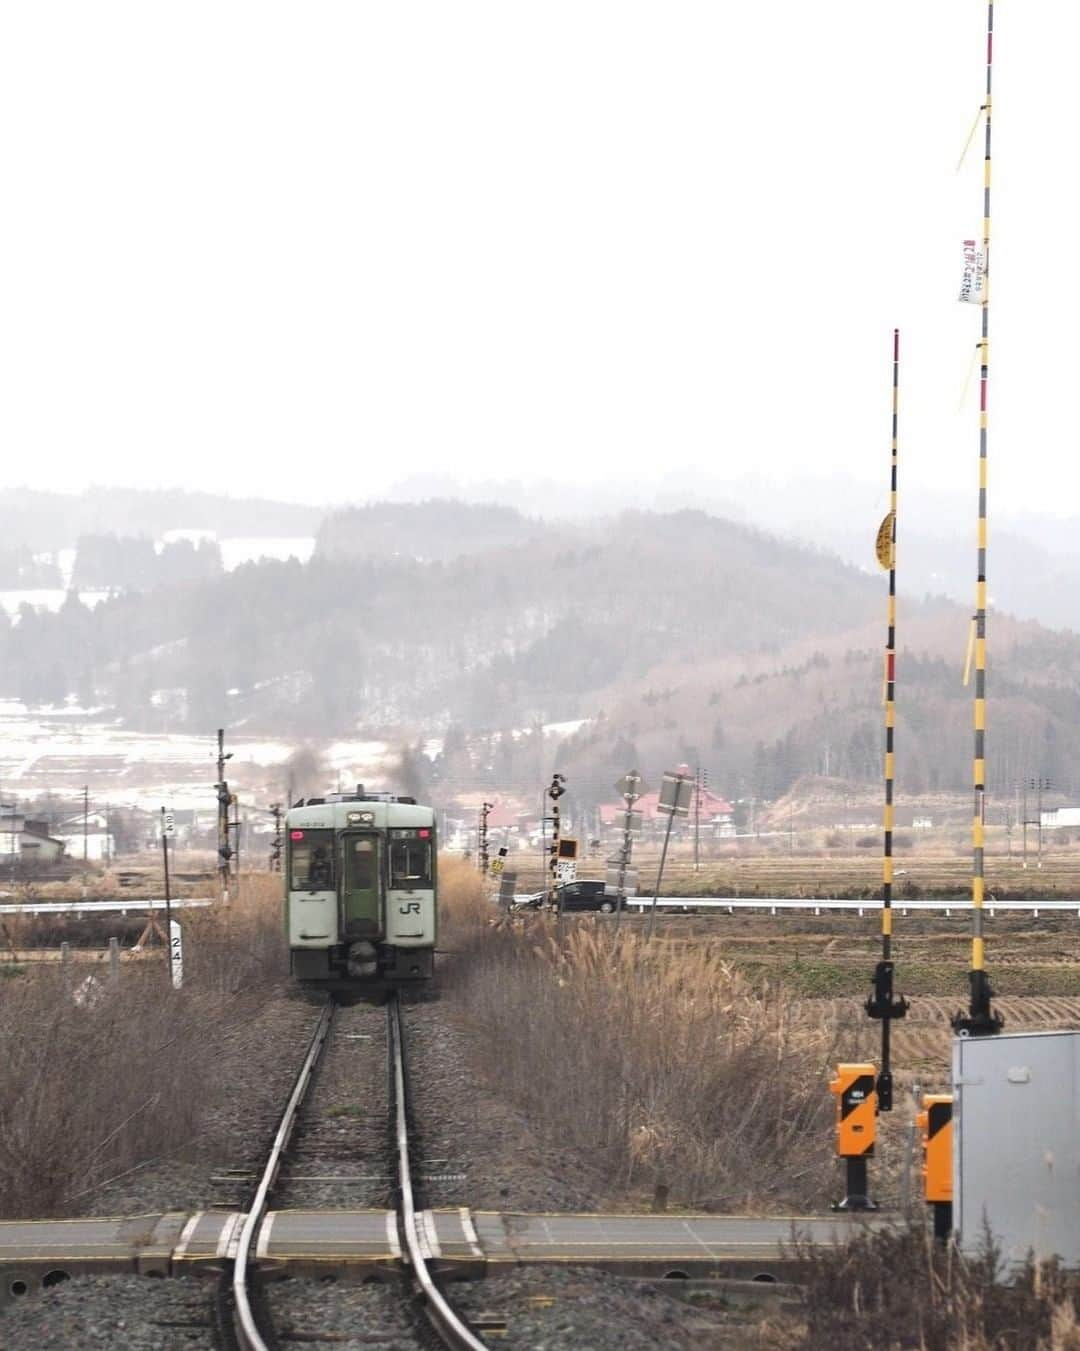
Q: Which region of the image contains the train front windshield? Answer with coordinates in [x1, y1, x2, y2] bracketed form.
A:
[290, 829, 335, 890]
[389, 837, 432, 888]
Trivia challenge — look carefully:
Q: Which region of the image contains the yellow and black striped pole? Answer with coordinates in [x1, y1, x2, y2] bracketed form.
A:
[866, 328, 908, 1107]
[954, 1, 1002, 1037]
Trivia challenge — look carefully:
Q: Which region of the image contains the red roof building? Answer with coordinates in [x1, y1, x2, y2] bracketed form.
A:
[598, 787, 733, 827]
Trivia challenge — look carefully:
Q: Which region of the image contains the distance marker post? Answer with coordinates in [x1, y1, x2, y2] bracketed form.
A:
[161, 806, 174, 985]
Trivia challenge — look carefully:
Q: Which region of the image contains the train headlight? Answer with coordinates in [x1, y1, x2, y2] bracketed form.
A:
[346, 811, 375, 825]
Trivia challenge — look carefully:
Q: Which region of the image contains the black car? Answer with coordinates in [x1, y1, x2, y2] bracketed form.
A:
[517, 880, 615, 913]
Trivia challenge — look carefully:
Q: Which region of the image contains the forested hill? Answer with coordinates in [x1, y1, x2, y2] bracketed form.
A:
[315, 500, 552, 562]
[4, 504, 1080, 798]
[0, 487, 321, 552]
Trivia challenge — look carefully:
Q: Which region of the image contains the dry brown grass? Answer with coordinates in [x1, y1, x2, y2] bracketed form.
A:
[440, 861, 845, 1211]
[0, 875, 287, 1218]
[789, 1222, 1080, 1351]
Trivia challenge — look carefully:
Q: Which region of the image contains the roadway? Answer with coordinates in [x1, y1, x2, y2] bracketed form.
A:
[514, 895, 1080, 916]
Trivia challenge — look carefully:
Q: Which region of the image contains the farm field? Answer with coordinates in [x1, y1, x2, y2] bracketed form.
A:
[635, 908, 1080, 1092]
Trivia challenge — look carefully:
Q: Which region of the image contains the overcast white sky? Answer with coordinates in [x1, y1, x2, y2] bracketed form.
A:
[0, 3, 1074, 516]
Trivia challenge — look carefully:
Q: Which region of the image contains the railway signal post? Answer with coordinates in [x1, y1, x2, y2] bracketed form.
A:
[479, 801, 493, 876]
[546, 774, 566, 911]
[216, 728, 234, 896]
[269, 803, 283, 872]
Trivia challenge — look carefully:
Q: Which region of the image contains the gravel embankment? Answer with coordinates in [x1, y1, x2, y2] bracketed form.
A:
[0, 1275, 216, 1350]
[401, 992, 611, 1213]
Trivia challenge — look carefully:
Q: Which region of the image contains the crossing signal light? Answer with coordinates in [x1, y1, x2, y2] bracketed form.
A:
[829, 1062, 877, 1158]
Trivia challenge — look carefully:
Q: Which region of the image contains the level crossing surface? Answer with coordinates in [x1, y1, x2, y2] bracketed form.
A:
[0, 1207, 890, 1296]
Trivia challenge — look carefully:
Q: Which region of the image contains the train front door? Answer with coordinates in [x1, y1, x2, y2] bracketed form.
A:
[341, 833, 382, 938]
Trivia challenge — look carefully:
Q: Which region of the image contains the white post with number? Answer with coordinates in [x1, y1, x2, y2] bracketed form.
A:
[169, 919, 183, 989]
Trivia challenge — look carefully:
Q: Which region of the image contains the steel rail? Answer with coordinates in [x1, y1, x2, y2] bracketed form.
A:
[233, 998, 336, 1351]
[388, 994, 488, 1351]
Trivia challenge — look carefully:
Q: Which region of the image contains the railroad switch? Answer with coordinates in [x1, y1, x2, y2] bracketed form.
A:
[916, 1092, 953, 1241]
[829, 1062, 878, 1211]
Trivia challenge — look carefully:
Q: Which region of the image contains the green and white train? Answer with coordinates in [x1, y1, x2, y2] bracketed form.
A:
[285, 789, 437, 994]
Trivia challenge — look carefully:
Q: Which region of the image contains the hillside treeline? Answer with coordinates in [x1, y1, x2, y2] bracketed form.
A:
[0, 487, 320, 553]
[3, 506, 1080, 800]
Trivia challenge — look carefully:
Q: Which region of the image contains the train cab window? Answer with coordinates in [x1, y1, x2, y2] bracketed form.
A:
[290, 829, 335, 891]
[389, 839, 432, 889]
[347, 838, 377, 891]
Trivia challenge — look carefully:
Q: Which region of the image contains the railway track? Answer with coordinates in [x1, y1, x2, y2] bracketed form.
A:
[226, 994, 487, 1351]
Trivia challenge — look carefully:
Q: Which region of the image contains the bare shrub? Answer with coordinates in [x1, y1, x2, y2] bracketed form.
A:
[0, 878, 288, 1218]
[793, 1221, 1080, 1350]
[182, 872, 286, 994]
[0, 968, 230, 1217]
[439, 855, 492, 937]
[442, 888, 842, 1211]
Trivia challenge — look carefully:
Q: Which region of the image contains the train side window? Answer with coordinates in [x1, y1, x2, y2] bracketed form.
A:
[389, 840, 432, 888]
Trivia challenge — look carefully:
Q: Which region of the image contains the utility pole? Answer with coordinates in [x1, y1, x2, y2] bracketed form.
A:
[479, 801, 493, 876]
[1036, 776, 1050, 869]
[647, 770, 692, 939]
[232, 794, 242, 891]
[160, 807, 173, 982]
[1021, 778, 1029, 868]
[547, 774, 566, 911]
[611, 771, 643, 933]
[693, 766, 701, 872]
[216, 728, 234, 895]
[83, 784, 89, 864]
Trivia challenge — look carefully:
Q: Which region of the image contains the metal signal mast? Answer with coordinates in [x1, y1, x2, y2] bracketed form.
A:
[954, 1, 1002, 1038]
[865, 329, 908, 1109]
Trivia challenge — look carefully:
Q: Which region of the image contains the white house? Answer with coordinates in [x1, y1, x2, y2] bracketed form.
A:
[1041, 807, 1080, 830]
[55, 811, 116, 862]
